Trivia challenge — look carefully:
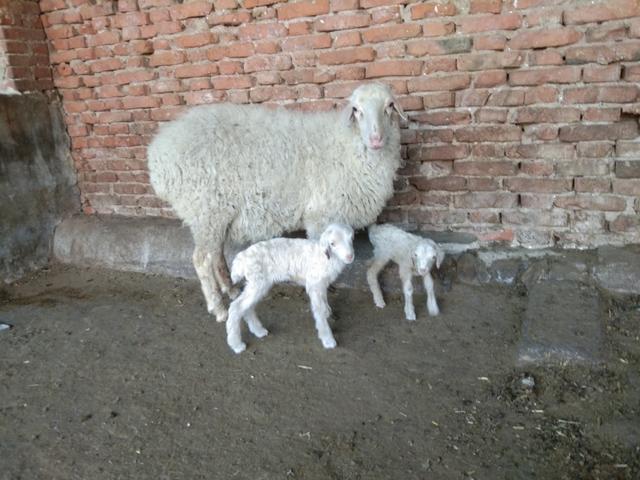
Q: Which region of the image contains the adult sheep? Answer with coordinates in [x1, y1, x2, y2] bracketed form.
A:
[148, 83, 405, 322]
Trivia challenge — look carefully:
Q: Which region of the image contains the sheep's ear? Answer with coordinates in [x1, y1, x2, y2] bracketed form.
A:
[435, 247, 445, 269]
[325, 247, 331, 260]
[391, 96, 407, 122]
[342, 101, 356, 126]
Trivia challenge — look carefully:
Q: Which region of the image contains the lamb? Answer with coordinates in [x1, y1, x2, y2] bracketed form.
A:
[367, 224, 445, 321]
[147, 83, 404, 322]
[225, 224, 354, 354]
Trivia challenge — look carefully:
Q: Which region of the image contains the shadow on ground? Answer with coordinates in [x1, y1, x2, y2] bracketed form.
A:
[1, 264, 639, 479]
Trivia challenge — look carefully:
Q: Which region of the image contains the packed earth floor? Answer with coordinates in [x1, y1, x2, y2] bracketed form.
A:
[1, 264, 639, 480]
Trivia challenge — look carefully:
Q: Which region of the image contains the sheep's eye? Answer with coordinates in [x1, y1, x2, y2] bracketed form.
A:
[352, 107, 361, 118]
[385, 102, 395, 115]
[330, 241, 336, 247]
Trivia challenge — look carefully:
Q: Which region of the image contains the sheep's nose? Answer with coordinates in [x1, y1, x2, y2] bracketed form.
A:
[345, 254, 354, 263]
[369, 133, 384, 149]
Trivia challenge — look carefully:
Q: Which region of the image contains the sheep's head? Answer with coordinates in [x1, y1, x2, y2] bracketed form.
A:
[413, 241, 445, 276]
[345, 83, 406, 151]
[320, 224, 355, 265]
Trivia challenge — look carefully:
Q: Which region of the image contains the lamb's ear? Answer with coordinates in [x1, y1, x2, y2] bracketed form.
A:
[435, 246, 445, 269]
[325, 247, 331, 260]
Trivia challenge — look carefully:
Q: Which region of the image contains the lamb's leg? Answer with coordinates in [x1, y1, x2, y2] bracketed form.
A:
[226, 282, 269, 354]
[399, 264, 416, 321]
[423, 272, 440, 316]
[193, 246, 227, 322]
[245, 308, 269, 338]
[366, 257, 388, 309]
[306, 284, 337, 349]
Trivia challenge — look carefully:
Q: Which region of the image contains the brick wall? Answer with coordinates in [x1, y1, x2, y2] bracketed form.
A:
[0, 0, 53, 92]
[40, 0, 640, 248]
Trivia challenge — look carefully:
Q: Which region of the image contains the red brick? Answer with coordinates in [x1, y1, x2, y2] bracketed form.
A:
[244, 54, 293, 72]
[218, 61, 243, 75]
[276, 0, 330, 20]
[564, 45, 615, 65]
[474, 70, 507, 87]
[315, 13, 370, 31]
[408, 73, 470, 92]
[244, 0, 283, 7]
[410, 2, 457, 19]
[407, 37, 472, 56]
[509, 66, 581, 86]
[362, 24, 422, 43]
[564, 85, 638, 104]
[610, 214, 640, 232]
[612, 179, 640, 195]
[559, 121, 639, 142]
[563, 0, 640, 25]
[287, 21, 312, 35]
[239, 23, 288, 40]
[424, 57, 457, 74]
[519, 161, 554, 176]
[457, 51, 523, 71]
[528, 50, 564, 66]
[514, 107, 581, 124]
[412, 110, 471, 125]
[457, 13, 521, 33]
[174, 63, 218, 78]
[470, 0, 502, 14]
[524, 7, 563, 27]
[554, 194, 626, 212]
[508, 27, 581, 50]
[173, 32, 216, 49]
[473, 34, 507, 51]
[474, 108, 508, 123]
[149, 50, 185, 67]
[318, 46, 375, 64]
[411, 176, 467, 192]
[505, 178, 572, 193]
[365, 60, 423, 78]
[421, 92, 455, 108]
[574, 178, 611, 193]
[214, 0, 239, 8]
[454, 161, 516, 176]
[454, 192, 518, 208]
[486, 89, 524, 106]
[371, 5, 401, 24]
[334, 31, 361, 47]
[211, 75, 254, 90]
[423, 21, 456, 37]
[583, 107, 621, 122]
[586, 23, 628, 43]
[90, 58, 124, 73]
[455, 125, 522, 142]
[281, 34, 332, 51]
[623, 64, 640, 82]
[208, 11, 252, 25]
[171, 1, 212, 20]
[506, 143, 575, 159]
[121, 96, 161, 110]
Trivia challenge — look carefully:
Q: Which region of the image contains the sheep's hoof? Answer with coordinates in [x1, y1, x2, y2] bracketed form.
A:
[213, 310, 228, 323]
[229, 341, 247, 354]
[405, 312, 417, 321]
[321, 337, 337, 349]
[374, 300, 386, 309]
[428, 306, 440, 316]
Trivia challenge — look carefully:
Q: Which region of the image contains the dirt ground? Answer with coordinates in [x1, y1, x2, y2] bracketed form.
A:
[1, 264, 639, 480]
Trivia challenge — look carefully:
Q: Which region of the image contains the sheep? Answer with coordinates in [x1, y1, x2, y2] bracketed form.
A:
[225, 224, 354, 354]
[147, 83, 404, 322]
[366, 224, 445, 321]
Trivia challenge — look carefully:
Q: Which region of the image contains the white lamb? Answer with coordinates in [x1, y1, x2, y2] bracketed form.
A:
[225, 224, 354, 354]
[367, 224, 445, 321]
[147, 83, 404, 322]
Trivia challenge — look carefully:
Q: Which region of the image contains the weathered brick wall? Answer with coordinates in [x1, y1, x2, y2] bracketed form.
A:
[0, 0, 53, 91]
[41, 0, 640, 248]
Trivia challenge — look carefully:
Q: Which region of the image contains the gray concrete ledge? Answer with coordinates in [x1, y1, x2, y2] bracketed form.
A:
[53, 215, 640, 296]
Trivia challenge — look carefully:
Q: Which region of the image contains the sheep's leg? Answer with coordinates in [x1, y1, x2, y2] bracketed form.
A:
[399, 264, 416, 321]
[423, 272, 440, 316]
[226, 282, 269, 354]
[366, 257, 388, 309]
[193, 246, 227, 322]
[306, 285, 337, 349]
[212, 250, 241, 300]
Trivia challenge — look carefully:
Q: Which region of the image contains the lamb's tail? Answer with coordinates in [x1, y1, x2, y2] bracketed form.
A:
[230, 253, 246, 284]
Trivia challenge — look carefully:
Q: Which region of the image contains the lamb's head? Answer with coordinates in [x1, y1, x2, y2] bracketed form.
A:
[320, 224, 355, 265]
[413, 241, 445, 276]
[345, 83, 406, 151]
